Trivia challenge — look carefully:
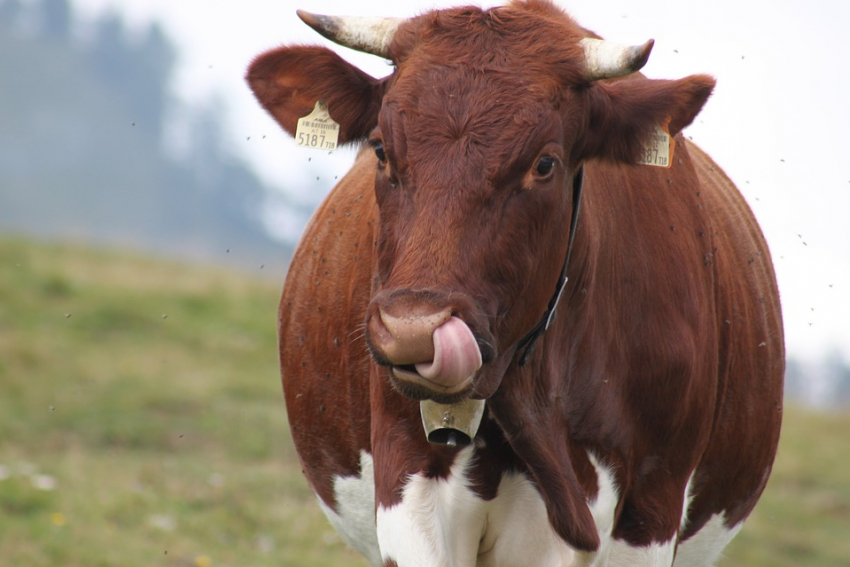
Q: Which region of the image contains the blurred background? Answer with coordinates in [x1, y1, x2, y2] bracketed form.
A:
[0, 0, 847, 565]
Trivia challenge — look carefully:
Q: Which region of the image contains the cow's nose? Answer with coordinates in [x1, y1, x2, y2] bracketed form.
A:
[375, 306, 452, 365]
[369, 303, 483, 397]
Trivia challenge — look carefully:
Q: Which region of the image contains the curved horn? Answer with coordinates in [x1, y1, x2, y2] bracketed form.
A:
[579, 37, 655, 81]
[296, 10, 403, 59]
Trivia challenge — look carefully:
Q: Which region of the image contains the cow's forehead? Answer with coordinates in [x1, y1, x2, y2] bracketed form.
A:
[380, 69, 565, 185]
[375, 3, 588, 179]
[385, 66, 557, 135]
[381, 62, 585, 194]
[388, 3, 587, 84]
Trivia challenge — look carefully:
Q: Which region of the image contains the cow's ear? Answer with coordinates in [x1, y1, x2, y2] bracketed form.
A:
[246, 46, 386, 144]
[578, 74, 715, 163]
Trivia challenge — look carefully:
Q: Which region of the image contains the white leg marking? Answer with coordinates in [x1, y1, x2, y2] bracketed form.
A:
[680, 473, 696, 533]
[377, 447, 485, 567]
[604, 470, 700, 566]
[317, 451, 383, 567]
[608, 538, 677, 567]
[583, 453, 620, 567]
[673, 514, 742, 567]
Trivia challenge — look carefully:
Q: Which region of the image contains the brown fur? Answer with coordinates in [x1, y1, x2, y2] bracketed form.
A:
[248, 0, 783, 558]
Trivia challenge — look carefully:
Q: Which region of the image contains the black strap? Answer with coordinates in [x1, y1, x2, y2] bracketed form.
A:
[516, 166, 585, 366]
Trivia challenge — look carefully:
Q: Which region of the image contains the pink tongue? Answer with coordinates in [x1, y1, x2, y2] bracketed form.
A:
[414, 316, 482, 389]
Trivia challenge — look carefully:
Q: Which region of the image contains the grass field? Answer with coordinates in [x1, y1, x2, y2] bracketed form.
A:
[1, 236, 848, 566]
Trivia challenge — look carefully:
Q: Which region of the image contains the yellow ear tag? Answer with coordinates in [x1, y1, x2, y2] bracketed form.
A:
[638, 122, 674, 168]
[295, 100, 340, 151]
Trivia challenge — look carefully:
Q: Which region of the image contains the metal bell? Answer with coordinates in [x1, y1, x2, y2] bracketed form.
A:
[419, 398, 485, 447]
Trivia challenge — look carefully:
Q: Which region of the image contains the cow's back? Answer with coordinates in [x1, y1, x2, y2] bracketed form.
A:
[278, 150, 377, 508]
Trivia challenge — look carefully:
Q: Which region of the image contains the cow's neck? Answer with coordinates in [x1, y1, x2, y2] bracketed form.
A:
[516, 165, 586, 366]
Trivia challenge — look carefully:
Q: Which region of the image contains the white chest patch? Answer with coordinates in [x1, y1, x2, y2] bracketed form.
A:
[315, 449, 741, 567]
[673, 513, 742, 567]
[377, 448, 487, 567]
[375, 449, 622, 567]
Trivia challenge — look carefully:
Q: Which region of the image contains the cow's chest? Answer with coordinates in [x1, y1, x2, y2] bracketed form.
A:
[313, 448, 737, 567]
[315, 448, 617, 567]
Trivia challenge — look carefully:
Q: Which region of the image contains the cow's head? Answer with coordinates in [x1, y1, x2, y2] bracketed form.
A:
[248, 0, 714, 404]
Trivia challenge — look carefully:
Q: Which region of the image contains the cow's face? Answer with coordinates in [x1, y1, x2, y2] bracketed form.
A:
[364, 60, 584, 402]
[247, 1, 714, 403]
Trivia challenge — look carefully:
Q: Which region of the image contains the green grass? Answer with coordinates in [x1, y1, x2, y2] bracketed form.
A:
[0, 235, 847, 566]
[0, 236, 366, 567]
[724, 406, 850, 566]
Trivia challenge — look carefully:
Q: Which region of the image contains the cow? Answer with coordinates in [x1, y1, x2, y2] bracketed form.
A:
[246, 1, 784, 565]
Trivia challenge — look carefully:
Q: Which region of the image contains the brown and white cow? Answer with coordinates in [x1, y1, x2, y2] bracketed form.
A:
[247, 1, 784, 565]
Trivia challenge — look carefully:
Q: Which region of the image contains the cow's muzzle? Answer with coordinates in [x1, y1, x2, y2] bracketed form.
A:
[366, 289, 494, 445]
[366, 290, 489, 401]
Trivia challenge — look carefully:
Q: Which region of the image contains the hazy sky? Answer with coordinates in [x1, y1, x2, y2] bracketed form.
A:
[74, 0, 850, 362]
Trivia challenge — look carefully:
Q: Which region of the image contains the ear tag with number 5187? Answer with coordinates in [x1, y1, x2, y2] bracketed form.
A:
[638, 122, 674, 168]
[295, 100, 340, 151]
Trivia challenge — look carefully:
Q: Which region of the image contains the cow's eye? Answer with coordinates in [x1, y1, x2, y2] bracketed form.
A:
[535, 156, 556, 178]
[374, 142, 387, 164]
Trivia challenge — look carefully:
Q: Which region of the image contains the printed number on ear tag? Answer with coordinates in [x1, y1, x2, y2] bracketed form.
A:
[638, 123, 674, 168]
[295, 100, 340, 151]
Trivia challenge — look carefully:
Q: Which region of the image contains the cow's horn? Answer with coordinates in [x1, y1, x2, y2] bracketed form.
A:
[296, 10, 403, 59]
[579, 37, 655, 81]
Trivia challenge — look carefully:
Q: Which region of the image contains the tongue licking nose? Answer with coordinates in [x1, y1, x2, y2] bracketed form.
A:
[374, 305, 483, 395]
[413, 316, 483, 391]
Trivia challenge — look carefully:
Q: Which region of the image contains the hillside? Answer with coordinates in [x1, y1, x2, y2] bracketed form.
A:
[0, 236, 847, 566]
[0, 236, 362, 566]
[0, 0, 308, 271]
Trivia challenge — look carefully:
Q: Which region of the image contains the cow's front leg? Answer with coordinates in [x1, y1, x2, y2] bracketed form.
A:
[605, 472, 696, 567]
[607, 539, 677, 567]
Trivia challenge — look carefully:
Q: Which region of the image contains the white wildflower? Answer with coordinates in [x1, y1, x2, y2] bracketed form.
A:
[207, 473, 225, 488]
[31, 474, 57, 491]
[147, 514, 177, 532]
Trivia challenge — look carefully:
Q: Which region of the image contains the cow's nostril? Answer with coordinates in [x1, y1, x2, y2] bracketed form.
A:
[373, 306, 451, 365]
[379, 307, 452, 344]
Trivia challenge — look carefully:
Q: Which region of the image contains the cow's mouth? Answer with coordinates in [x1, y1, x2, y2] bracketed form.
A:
[390, 363, 476, 398]
[394, 363, 418, 375]
[366, 312, 482, 402]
